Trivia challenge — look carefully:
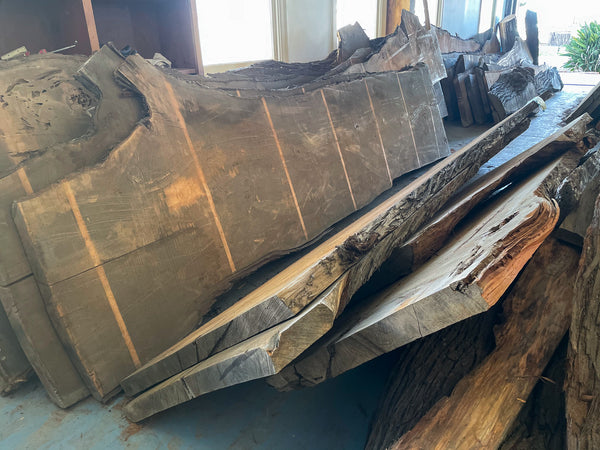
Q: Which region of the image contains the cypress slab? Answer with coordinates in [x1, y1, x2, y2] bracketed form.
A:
[121, 99, 540, 398]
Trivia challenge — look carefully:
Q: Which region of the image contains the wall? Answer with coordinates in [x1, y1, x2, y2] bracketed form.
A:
[285, 0, 336, 62]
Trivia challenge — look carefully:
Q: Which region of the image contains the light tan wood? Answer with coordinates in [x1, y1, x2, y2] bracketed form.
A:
[391, 237, 579, 449]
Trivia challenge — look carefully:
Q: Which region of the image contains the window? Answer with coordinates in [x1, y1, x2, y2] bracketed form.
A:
[336, 0, 379, 39]
[196, 0, 274, 66]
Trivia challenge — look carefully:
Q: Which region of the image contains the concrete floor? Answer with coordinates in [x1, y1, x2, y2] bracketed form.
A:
[0, 85, 593, 450]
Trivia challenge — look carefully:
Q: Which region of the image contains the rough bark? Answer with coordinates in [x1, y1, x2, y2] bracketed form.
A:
[565, 193, 600, 449]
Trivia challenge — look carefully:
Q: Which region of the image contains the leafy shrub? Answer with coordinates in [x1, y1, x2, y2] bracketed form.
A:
[562, 22, 600, 72]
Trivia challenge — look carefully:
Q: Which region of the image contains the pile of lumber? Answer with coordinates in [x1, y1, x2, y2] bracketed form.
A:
[3, 10, 600, 448]
[0, 12, 451, 407]
[440, 13, 564, 126]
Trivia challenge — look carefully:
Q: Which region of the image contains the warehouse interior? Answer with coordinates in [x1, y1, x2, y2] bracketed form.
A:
[1, 0, 600, 449]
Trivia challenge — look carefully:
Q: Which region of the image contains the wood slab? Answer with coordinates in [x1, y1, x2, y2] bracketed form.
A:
[0, 277, 89, 407]
[392, 238, 579, 449]
[432, 26, 481, 53]
[15, 56, 448, 401]
[269, 154, 576, 390]
[565, 81, 600, 124]
[0, 307, 30, 395]
[0, 45, 142, 404]
[121, 99, 541, 397]
[124, 282, 344, 422]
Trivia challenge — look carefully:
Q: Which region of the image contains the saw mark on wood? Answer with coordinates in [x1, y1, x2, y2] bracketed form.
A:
[17, 167, 33, 194]
[364, 79, 393, 186]
[63, 180, 141, 368]
[320, 89, 357, 210]
[163, 79, 236, 273]
[261, 97, 308, 239]
[395, 73, 421, 166]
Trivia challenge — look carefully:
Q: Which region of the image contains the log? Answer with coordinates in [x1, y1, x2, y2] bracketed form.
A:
[0, 45, 142, 405]
[123, 282, 344, 422]
[535, 66, 563, 97]
[392, 237, 579, 449]
[497, 37, 534, 68]
[565, 193, 600, 448]
[120, 99, 541, 398]
[466, 71, 487, 124]
[269, 160, 566, 391]
[488, 67, 537, 121]
[526, 10, 539, 65]
[337, 22, 370, 63]
[366, 305, 499, 450]
[15, 54, 448, 401]
[499, 336, 568, 450]
[499, 14, 519, 52]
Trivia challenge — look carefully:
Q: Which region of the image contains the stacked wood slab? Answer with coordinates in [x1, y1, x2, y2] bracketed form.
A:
[440, 13, 564, 126]
[0, 12, 451, 408]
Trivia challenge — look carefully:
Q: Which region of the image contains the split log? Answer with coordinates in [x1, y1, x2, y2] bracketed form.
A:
[0, 308, 30, 395]
[392, 237, 579, 449]
[482, 34, 501, 54]
[120, 99, 541, 398]
[0, 45, 143, 404]
[565, 194, 600, 448]
[466, 72, 487, 124]
[269, 160, 565, 390]
[366, 304, 499, 450]
[488, 67, 537, 121]
[124, 282, 344, 422]
[432, 26, 481, 53]
[565, 81, 600, 124]
[15, 53, 448, 401]
[440, 55, 460, 121]
[499, 14, 519, 52]
[526, 10, 539, 65]
[0, 277, 89, 407]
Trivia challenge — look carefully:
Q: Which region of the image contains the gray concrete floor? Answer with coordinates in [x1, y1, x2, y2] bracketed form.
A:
[0, 85, 593, 450]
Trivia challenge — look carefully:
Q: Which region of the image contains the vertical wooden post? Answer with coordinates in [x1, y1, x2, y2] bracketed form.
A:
[81, 0, 99, 52]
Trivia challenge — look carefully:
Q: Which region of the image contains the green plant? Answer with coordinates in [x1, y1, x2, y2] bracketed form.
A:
[562, 22, 600, 72]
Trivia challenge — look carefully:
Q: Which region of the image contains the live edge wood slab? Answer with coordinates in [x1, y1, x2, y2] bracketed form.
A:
[121, 98, 542, 398]
[269, 118, 591, 391]
[14, 54, 447, 401]
[0, 45, 144, 403]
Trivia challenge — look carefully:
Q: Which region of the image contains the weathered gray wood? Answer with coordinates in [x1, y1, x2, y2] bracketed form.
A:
[124, 283, 344, 422]
[499, 14, 519, 52]
[0, 45, 143, 406]
[337, 22, 370, 63]
[269, 162, 563, 390]
[497, 37, 534, 68]
[121, 98, 541, 398]
[0, 277, 89, 407]
[526, 10, 539, 65]
[535, 67, 563, 97]
[15, 55, 448, 401]
[454, 72, 474, 127]
[488, 67, 537, 121]
[565, 194, 600, 449]
[565, 81, 600, 124]
[392, 237, 579, 449]
[0, 307, 30, 395]
[432, 26, 481, 53]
